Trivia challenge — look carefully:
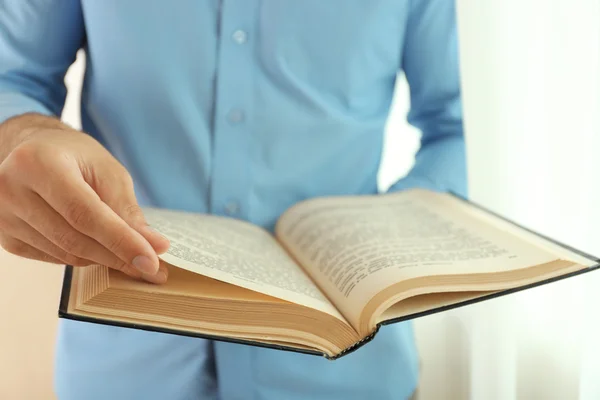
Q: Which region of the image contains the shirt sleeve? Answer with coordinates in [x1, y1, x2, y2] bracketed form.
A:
[387, 0, 468, 198]
[0, 0, 85, 124]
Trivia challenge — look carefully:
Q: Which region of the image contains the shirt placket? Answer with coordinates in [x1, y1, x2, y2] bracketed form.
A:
[210, 0, 257, 221]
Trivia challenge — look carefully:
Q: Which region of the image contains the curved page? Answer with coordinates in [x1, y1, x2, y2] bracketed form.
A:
[143, 208, 345, 321]
[275, 190, 578, 331]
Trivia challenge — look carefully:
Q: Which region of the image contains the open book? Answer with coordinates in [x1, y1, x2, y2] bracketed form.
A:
[59, 189, 599, 359]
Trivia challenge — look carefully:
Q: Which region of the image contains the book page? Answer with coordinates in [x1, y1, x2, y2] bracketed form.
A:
[275, 189, 577, 330]
[143, 208, 345, 321]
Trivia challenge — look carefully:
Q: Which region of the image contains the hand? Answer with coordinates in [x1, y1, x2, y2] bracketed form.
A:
[0, 116, 170, 283]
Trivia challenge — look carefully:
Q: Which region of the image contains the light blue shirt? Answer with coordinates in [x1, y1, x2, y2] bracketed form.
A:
[0, 1, 466, 399]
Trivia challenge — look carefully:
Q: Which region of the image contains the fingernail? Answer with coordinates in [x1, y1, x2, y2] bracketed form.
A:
[142, 269, 168, 284]
[132, 255, 158, 274]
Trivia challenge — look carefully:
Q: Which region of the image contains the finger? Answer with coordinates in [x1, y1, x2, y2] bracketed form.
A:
[30, 163, 160, 275]
[11, 189, 129, 268]
[98, 176, 170, 254]
[15, 199, 167, 283]
[0, 229, 165, 283]
[11, 190, 155, 275]
[8, 194, 167, 284]
[122, 207, 170, 254]
[138, 223, 171, 254]
[0, 235, 68, 265]
[0, 211, 93, 267]
[89, 257, 168, 284]
[152, 260, 170, 283]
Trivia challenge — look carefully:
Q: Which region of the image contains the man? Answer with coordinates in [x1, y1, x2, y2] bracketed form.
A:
[0, 1, 466, 399]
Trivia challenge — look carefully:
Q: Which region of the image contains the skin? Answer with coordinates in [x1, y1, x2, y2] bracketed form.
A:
[0, 113, 170, 284]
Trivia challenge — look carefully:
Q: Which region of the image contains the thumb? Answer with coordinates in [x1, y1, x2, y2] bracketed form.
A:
[118, 200, 171, 254]
[114, 196, 171, 282]
[114, 196, 170, 254]
[95, 166, 170, 254]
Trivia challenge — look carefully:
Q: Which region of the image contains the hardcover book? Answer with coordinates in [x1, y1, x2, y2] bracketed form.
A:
[59, 189, 599, 359]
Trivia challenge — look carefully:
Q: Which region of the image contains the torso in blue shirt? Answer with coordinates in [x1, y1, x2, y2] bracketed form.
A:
[0, 1, 465, 399]
[82, 1, 407, 227]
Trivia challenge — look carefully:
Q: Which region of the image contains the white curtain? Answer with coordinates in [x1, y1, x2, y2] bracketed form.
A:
[380, 1, 600, 398]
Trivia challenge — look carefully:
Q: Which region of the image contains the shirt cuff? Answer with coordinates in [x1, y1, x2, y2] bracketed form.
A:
[0, 92, 53, 125]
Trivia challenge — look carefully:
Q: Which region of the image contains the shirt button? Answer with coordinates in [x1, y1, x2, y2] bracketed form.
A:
[228, 109, 245, 124]
[224, 201, 240, 216]
[232, 30, 247, 44]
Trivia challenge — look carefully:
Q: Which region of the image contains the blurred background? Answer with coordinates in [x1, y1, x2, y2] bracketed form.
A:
[1, 1, 600, 399]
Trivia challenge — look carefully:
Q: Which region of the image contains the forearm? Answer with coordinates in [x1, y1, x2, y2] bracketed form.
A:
[393, 0, 467, 197]
[0, 0, 85, 163]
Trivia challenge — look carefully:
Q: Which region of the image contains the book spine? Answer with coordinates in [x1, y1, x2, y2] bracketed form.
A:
[326, 325, 381, 360]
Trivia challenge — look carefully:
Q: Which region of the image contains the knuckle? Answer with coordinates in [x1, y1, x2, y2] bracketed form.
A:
[55, 230, 82, 254]
[9, 142, 41, 171]
[63, 201, 94, 230]
[93, 166, 132, 197]
[121, 203, 143, 222]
